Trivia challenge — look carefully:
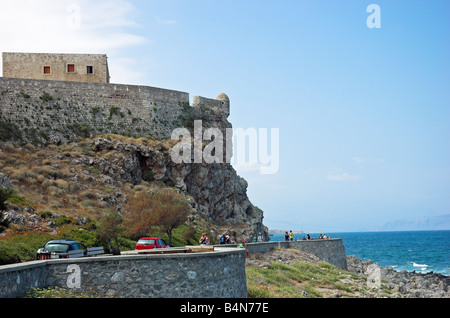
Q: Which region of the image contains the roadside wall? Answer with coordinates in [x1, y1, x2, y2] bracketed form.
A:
[0, 239, 347, 298]
[245, 239, 347, 270]
[0, 248, 247, 298]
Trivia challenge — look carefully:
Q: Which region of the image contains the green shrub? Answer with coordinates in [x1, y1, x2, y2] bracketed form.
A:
[39, 92, 53, 102]
[0, 187, 14, 210]
[54, 215, 74, 226]
[144, 171, 154, 181]
[109, 106, 120, 119]
[0, 120, 22, 141]
[0, 232, 54, 265]
[20, 91, 31, 99]
[7, 194, 26, 206]
[27, 286, 102, 298]
[247, 285, 275, 298]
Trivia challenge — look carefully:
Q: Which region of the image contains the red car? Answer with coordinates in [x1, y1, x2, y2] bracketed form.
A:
[135, 237, 170, 250]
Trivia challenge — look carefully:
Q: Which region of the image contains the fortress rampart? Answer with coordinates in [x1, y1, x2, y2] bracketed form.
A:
[0, 77, 229, 144]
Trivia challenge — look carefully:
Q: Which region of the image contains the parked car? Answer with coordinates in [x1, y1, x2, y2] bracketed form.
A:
[37, 239, 88, 259]
[135, 237, 169, 250]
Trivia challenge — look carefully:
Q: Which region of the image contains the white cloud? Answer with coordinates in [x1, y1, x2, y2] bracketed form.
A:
[0, 0, 147, 83]
[327, 172, 360, 181]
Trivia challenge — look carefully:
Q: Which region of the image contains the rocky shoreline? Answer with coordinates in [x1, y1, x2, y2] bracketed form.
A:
[245, 248, 450, 298]
[346, 255, 450, 298]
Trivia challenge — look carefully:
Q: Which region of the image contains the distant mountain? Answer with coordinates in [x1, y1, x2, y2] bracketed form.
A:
[375, 214, 450, 231]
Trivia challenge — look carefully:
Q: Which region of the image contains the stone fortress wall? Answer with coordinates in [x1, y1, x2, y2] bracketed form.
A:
[0, 76, 230, 144]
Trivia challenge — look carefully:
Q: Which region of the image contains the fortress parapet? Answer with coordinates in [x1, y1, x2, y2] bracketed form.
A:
[0, 76, 230, 144]
[193, 92, 230, 118]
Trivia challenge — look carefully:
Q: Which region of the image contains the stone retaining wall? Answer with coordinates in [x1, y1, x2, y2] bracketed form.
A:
[0, 248, 247, 298]
[245, 239, 348, 270]
[0, 239, 347, 298]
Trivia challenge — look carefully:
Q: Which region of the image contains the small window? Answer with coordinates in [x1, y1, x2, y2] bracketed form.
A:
[43, 66, 51, 74]
[87, 66, 93, 74]
[158, 239, 167, 245]
[67, 64, 75, 73]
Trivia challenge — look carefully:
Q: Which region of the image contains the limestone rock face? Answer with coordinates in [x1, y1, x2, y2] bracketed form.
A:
[0, 173, 10, 190]
[91, 137, 266, 243]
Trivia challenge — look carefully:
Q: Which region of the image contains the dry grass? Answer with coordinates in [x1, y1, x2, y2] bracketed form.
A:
[0, 136, 166, 225]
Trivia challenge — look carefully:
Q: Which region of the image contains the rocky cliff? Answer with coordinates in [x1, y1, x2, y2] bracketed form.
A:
[0, 134, 266, 243]
[91, 136, 266, 241]
[0, 77, 267, 243]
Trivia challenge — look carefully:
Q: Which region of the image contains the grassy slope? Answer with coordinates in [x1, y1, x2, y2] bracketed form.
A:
[245, 249, 394, 298]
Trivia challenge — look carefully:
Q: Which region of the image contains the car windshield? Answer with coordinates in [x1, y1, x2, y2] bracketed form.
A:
[45, 243, 69, 253]
[137, 239, 156, 245]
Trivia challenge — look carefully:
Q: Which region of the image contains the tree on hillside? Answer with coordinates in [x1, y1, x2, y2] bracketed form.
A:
[97, 210, 124, 255]
[152, 188, 190, 246]
[124, 191, 157, 239]
[124, 188, 190, 246]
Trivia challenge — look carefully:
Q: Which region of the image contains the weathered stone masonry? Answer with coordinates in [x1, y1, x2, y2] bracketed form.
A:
[245, 239, 348, 270]
[3, 52, 110, 84]
[0, 239, 347, 298]
[0, 248, 247, 298]
[0, 77, 229, 144]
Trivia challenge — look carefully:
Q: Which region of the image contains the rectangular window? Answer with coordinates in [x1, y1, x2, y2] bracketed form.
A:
[87, 66, 93, 74]
[43, 66, 51, 74]
[67, 64, 75, 73]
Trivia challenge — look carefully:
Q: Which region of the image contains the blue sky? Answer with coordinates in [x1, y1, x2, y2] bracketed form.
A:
[1, 0, 449, 232]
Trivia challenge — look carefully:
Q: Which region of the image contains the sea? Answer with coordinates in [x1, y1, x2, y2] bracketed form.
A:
[269, 230, 450, 276]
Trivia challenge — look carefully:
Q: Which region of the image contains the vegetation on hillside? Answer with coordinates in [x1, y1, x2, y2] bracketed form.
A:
[247, 261, 367, 298]
[0, 136, 209, 265]
[245, 248, 398, 298]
